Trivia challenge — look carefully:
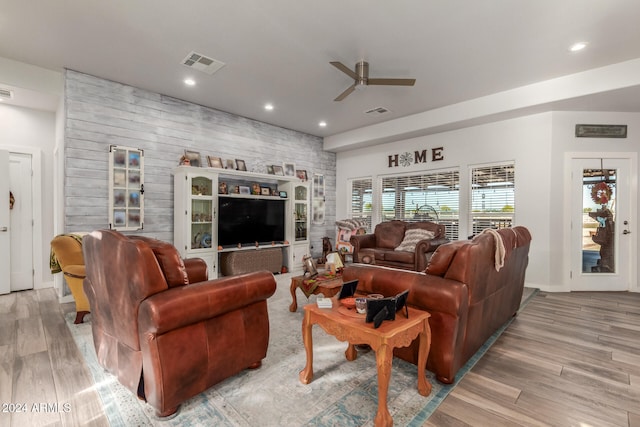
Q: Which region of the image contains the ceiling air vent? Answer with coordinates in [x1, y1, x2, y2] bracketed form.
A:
[364, 106, 391, 116]
[181, 51, 225, 75]
[0, 88, 13, 99]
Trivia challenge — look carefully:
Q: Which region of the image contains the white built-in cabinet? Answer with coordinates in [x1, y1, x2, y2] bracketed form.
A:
[292, 182, 311, 274]
[173, 166, 307, 278]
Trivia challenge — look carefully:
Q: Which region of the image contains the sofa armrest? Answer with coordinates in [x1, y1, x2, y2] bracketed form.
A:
[138, 271, 276, 335]
[415, 237, 450, 271]
[183, 257, 208, 283]
[350, 233, 376, 261]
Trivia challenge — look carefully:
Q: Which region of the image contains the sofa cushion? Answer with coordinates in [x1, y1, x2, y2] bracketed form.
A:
[395, 229, 435, 252]
[384, 250, 415, 263]
[130, 236, 189, 288]
[425, 241, 466, 276]
[374, 221, 407, 249]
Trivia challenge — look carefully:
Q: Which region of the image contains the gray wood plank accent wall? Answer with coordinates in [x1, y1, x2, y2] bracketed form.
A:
[64, 70, 336, 259]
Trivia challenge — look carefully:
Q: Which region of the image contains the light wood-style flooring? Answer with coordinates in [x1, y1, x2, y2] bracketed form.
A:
[0, 287, 639, 426]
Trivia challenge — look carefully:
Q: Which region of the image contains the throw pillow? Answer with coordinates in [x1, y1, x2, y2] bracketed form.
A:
[395, 229, 435, 252]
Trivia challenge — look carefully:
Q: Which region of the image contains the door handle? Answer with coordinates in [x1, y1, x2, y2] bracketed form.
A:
[0, 227, 7, 232]
[623, 229, 632, 235]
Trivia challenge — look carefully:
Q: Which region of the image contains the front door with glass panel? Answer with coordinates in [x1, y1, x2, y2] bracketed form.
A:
[571, 158, 633, 291]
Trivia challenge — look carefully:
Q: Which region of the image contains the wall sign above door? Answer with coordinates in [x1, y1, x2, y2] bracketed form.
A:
[575, 124, 627, 138]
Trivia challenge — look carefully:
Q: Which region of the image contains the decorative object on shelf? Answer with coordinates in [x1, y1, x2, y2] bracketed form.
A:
[218, 182, 228, 194]
[251, 183, 261, 195]
[272, 165, 284, 176]
[208, 156, 223, 168]
[279, 191, 287, 198]
[184, 150, 202, 167]
[201, 233, 212, 248]
[302, 255, 318, 279]
[283, 162, 296, 177]
[239, 186, 250, 194]
[225, 159, 236, 169]
[267, 165, 274, 174]
[260, 187, 271, 196]
[296, 169, 308, 181]
[236, 159, 247, 171]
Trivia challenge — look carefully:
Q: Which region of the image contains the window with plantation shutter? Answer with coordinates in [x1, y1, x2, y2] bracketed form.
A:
[349, 178, 373, 232]
[380, 169, 459, 240]
[470, 163, 515, 236]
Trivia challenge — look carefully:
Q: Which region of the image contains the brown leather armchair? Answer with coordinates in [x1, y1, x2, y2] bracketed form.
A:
[82, 230, 277, 417]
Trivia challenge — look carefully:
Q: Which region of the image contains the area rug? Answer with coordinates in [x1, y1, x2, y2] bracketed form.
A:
[66, 276, 538, 427]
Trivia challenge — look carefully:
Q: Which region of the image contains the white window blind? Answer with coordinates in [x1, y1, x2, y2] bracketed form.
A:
[350, 178, 373, 232]
[470, 163, 515, 236]
[380, 170, 459, 239]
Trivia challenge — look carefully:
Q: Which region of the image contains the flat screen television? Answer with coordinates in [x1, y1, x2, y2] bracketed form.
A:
[218, 198, 286, 247]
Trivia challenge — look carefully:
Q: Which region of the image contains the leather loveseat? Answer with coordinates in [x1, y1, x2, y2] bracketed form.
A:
[350, 220, 449, 271]
[342, 226, 531, 384]
[82, 230, 277, 417]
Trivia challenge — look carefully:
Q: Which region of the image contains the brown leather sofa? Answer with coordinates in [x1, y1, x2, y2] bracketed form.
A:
[350, 220, 449, 271]
[342, 226, 531, 384]
[82, 230, 277, 417]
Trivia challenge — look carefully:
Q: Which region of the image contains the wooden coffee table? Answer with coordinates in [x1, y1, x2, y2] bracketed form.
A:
[289, 274, 343, 312]
[299, 302, 431, 427]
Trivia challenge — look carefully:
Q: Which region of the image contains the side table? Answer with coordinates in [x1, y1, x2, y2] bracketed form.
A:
[289, 274, 343, 312]
[299, 303, 431, 427]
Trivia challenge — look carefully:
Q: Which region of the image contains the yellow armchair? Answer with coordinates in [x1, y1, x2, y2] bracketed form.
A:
[50, 234, 90, 323]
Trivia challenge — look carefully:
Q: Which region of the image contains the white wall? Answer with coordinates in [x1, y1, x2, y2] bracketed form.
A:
[0, 104, 56, 288]
[337, 110, 640, 291]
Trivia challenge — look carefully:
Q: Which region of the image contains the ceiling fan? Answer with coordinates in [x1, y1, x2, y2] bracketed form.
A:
[330, 60, 416, 101]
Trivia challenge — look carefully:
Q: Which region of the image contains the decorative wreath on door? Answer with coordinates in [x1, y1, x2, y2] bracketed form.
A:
[591, 182, 612, 205]
[9, 191, 15, 210]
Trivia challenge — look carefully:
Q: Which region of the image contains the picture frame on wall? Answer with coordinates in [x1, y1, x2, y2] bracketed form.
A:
[261, 187, 271, 196]
[283, 162, 296, 177]
[239, 185, 251, 195]
[272, 165, 284, 176]
[236, 159, 247, 171]
[208, 156, 223, 168]
[225, 159, 236, 170]
[267, 165, 275, 174]
[296, 169, 308, 181]
[184, 150, 202, 167]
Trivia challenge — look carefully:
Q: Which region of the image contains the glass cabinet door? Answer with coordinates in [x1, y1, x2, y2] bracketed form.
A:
[294, 184, 308, 241]
[190, 176, 213, 250]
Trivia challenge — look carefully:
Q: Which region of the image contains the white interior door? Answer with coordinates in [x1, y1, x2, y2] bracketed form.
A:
[0, 150, 10, 295]
[570, 157, 634, 291]
[9, 152, 34, 291]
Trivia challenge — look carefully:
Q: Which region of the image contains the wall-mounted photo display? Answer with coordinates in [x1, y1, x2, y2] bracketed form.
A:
[184, 150, 202, 167]
[109, 145, 144, 231]
[283, 162, 296, 177]
[236, 159, 247, 171]
[272, 165, 284, 176]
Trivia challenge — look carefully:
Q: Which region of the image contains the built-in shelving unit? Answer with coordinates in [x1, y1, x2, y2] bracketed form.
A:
[173, 166, 307, 278]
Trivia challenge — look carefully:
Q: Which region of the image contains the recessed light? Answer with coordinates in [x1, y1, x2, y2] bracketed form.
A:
[184, 78, 196, 86]
[569, 42, 588, 52]
[318, 121, 327, 127]
[264, 103, 274, 111]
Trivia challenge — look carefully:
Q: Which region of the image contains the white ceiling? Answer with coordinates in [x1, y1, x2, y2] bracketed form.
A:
[2, 0, 640, 145]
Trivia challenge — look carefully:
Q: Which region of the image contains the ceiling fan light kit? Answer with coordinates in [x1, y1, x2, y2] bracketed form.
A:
[330, 60, 416, 101]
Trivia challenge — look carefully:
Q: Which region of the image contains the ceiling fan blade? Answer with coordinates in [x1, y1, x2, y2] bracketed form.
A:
[330, 62, 358, 80]
[368, 78, 416, 86]
[334, 85, 356, 101]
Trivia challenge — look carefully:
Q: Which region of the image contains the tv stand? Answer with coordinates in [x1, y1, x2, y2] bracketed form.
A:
[173, 166, 304, 278]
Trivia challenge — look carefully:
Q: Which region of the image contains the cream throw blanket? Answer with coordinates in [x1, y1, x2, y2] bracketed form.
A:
[476, 228, 505, 271]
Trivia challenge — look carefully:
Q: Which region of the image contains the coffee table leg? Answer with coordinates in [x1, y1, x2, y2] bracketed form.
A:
[299, 310, 314, 384]
[289, 279, 298, 312]
[374, 343, 393, 427]
[417, 319, 432, 396]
